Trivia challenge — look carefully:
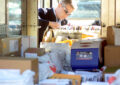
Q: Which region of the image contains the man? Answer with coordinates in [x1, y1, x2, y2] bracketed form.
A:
[38, 0, 74, 43]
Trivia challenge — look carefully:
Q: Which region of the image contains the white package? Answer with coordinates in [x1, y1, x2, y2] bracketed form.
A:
[39, 79, 71, 85]
[0, 69, 20, 79]
[0, 69, 35, 85]
[81, 81, 109, 85]
[75, 70, 103, 82]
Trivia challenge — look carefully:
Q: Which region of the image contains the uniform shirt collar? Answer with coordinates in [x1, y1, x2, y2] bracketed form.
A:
[53, 8, 59, 22]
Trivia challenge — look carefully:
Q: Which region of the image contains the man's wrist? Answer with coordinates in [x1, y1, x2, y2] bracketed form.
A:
[49, 21, 51, 26]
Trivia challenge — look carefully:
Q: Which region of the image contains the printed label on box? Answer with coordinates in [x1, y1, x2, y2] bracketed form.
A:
[3, 43, 7, 49]
[113, 27, 120, 45]
[25, 53, 38, 58]
[9, 40, 18, 52]
[30, 36, 37, 48]
[21, 36, 30, 57]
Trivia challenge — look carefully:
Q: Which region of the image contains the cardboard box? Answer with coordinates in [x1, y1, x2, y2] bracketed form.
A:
[50, 73, 81, 85]
[24, 48, 45, 58]
[0, 37, 21, 56]
[0, 57, 38, 83]
[21, 36, 37, 57]
[104, 45, 120, 67]
[107, 26, 114, 45]
[107, 26, 120, 45]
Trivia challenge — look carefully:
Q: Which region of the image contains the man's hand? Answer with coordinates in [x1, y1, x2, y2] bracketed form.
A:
[49, 21, 60, 29]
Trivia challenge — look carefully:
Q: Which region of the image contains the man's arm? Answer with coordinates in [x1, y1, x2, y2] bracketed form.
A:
[38, 8, 49, 30]
[38, 8, 60, 29]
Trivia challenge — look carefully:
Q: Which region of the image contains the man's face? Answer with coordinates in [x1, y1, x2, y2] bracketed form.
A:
[57, 3, 74, 20]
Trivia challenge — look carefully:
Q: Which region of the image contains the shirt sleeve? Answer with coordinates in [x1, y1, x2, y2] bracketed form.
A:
[38, 8, 49, 30]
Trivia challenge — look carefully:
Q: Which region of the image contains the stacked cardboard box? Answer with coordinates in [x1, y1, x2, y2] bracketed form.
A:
[0, 57, 38, 84]
[104, 26, 120, 67]
[21, 36, 37, 57]
[106, 26, 114, 45]
[104, 46, 120, 67]
[0, 37, 21, 56]
[24, 48, 45, 58]
[107, 26, 120, 45]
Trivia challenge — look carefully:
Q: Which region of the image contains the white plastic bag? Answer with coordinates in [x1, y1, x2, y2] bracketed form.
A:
[38, 53, 56, 81]
[38, 53, 51, 63]
[49, 51, 63, 73]
[38, 50, 64, 73]
[39, 62, 56, 81]
[108, 69, 120, 85]
[40, 42, 71, 68]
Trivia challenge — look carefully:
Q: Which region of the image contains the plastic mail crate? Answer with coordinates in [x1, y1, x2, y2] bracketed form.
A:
[71, 40, 104, 71]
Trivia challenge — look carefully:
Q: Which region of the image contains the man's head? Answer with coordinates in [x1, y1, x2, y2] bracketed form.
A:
[55, 0, 74, 20]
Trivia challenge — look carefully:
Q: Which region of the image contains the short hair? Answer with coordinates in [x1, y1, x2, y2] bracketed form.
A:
[60, 0, 74, 9]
